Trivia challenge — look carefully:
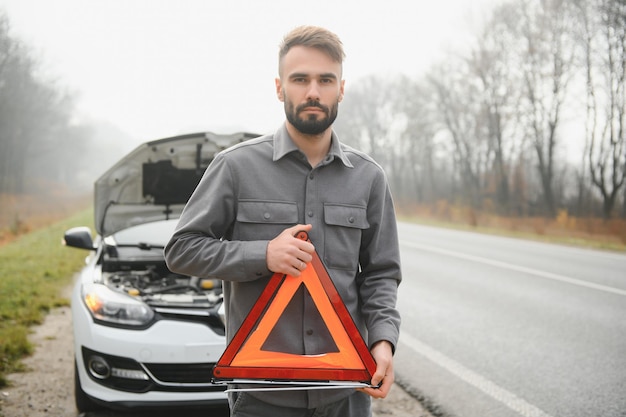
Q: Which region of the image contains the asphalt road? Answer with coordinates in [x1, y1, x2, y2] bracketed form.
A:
[393, 222, 626, 417]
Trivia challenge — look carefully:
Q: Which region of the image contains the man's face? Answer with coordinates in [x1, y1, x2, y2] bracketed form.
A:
[276, 46, 345, 135]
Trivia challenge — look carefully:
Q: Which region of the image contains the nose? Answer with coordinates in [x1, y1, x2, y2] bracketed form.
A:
[306, 80, 321, 101]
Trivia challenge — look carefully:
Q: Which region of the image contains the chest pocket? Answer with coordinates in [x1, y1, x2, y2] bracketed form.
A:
[323, 204, 368, 270]
[235, 200, 298, 240]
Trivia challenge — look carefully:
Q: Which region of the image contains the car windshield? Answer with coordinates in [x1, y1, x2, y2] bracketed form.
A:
[112, 219, 179, 246]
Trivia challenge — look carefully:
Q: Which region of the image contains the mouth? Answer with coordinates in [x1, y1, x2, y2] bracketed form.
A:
[297, 101, 327, 114]
[302, 107, 324, 113]
[299, 105, 327, 116]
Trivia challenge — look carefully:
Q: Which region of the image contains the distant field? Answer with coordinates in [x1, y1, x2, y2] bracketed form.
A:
[398, 204, 626, 252]
[0, 192, 90, 246]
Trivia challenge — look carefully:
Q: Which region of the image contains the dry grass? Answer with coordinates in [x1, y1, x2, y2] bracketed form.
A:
[398, 202, 626, 252]
[0, 191, 91, 246]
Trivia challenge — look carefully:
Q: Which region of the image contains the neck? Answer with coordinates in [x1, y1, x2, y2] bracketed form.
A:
[286, 123, 332, 167]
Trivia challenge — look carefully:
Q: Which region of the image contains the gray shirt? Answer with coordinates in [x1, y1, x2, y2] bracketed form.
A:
[165, 124, 401, 408]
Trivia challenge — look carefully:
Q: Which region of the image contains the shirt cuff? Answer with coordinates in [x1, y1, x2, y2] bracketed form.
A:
[244, 240, 272, 279]
[368, 327, 399, 354]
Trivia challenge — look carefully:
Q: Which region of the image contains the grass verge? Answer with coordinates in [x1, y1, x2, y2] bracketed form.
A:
[0, 208, 93, 387]
[398, 205, 626, 252]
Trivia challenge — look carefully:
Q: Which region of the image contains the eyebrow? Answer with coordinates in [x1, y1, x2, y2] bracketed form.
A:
[288, 72, 339, 80]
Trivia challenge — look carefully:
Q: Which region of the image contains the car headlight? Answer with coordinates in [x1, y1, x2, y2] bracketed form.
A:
[82, 283, 154, 327]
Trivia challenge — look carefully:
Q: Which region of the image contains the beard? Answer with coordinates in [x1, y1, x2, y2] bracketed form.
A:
[285, 99, 339, 135]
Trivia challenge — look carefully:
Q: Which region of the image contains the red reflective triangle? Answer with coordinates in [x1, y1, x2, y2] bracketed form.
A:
[212, 231, 376, 383]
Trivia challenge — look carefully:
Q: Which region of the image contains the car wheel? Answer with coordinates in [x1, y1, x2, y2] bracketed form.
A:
[74, 360, 104, 412]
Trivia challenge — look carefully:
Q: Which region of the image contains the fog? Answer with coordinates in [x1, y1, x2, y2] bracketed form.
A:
[1, 0, 623, 219]
[0, 0, 498, 141]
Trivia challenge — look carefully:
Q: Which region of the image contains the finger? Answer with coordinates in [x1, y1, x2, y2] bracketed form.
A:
[370, 355, 390, 387]
[287, 223, 312, 237]
[296, 250, 314, 264]
[284, 265, 300, 277]
[297, 260, 308, 272]
[359, 373, 393, 398]
[371, 368, 385, 387]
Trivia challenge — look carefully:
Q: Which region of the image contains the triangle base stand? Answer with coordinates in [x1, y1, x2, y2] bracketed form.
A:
[216, 379, 377, 393]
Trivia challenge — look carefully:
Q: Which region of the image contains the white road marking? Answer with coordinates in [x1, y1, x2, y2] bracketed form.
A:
[401, 241, 626, 297]
[400, 332, 555, 417]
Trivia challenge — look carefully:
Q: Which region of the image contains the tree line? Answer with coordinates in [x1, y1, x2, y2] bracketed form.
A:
[336, 0, 625, 219]
[0, 11, 135, 196]
[0, 12, 86, 194]
[1, 1, 624, 220]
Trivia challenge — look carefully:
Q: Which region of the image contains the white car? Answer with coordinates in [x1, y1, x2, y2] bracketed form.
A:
[63, 131, 258, 412]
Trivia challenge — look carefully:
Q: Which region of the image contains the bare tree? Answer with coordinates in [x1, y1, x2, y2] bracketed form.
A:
[334, 75, 412, 195]
[577, 0, 625, 219]
[513, 0, 577, 216]
[467, 2, 527, 215]
[0, 11, 83, 194]
[0, 14, 37, 193]
[428, 58, 490, 211]
[398, 79, 441, 206]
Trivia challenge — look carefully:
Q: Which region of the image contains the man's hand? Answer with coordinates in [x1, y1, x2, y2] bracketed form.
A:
[266, 224, 314, 277]
[359, 340, 394, 399]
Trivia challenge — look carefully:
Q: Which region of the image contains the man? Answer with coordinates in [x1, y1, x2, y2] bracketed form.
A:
[165, 25, 401, 417]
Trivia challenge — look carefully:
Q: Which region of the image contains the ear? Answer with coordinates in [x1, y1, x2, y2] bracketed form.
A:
[338, 79, 345, 102]
[275, 78, 284, 102]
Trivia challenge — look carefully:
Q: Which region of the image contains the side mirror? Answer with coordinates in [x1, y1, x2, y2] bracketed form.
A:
[63, 227, 96, 251]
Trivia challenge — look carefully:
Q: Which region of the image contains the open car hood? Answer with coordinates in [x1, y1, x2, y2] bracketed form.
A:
[95, 131, 259, 236]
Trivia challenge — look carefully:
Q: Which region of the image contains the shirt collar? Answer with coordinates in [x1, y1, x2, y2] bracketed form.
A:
[273, 123, 354, 168]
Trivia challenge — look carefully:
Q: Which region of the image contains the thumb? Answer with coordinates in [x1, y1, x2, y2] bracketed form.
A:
[289, 223, 312, 236]
[371, 366, 385, 387]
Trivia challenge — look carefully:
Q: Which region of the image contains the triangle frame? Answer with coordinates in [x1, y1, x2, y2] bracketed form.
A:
[212, 231, 376, 383]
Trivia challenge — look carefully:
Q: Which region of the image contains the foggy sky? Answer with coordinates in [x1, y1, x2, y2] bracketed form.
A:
[0, 0, 499, 143]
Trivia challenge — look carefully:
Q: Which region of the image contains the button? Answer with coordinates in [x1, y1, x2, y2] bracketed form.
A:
[309, 173, 314, 180]
[306, 329, 314, 336]
[263, 212, 271, 220]
[307, 211, 314, 217]
[348, 216, 355, 223]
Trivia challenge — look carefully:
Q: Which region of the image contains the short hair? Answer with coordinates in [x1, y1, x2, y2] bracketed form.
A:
[278, 26, 345, 75]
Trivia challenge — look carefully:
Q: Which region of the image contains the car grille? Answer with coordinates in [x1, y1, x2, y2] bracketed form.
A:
[144, 362, 216, 384]
[155, 310, 225, 336]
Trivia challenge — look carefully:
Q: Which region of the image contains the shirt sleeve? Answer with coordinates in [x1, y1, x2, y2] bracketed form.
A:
[357, 168, 402, 352]
[164, 152, 271, 281]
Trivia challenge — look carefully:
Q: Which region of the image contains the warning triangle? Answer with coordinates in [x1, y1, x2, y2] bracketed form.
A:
[212, 231, 376, 383]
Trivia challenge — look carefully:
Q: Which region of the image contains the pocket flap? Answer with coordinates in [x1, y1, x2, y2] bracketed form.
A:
[324, 204, 368, 229]
[237, 200, 298, 224]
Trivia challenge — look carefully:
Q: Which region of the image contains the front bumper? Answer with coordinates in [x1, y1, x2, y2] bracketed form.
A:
[72, 284, 227, 408]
